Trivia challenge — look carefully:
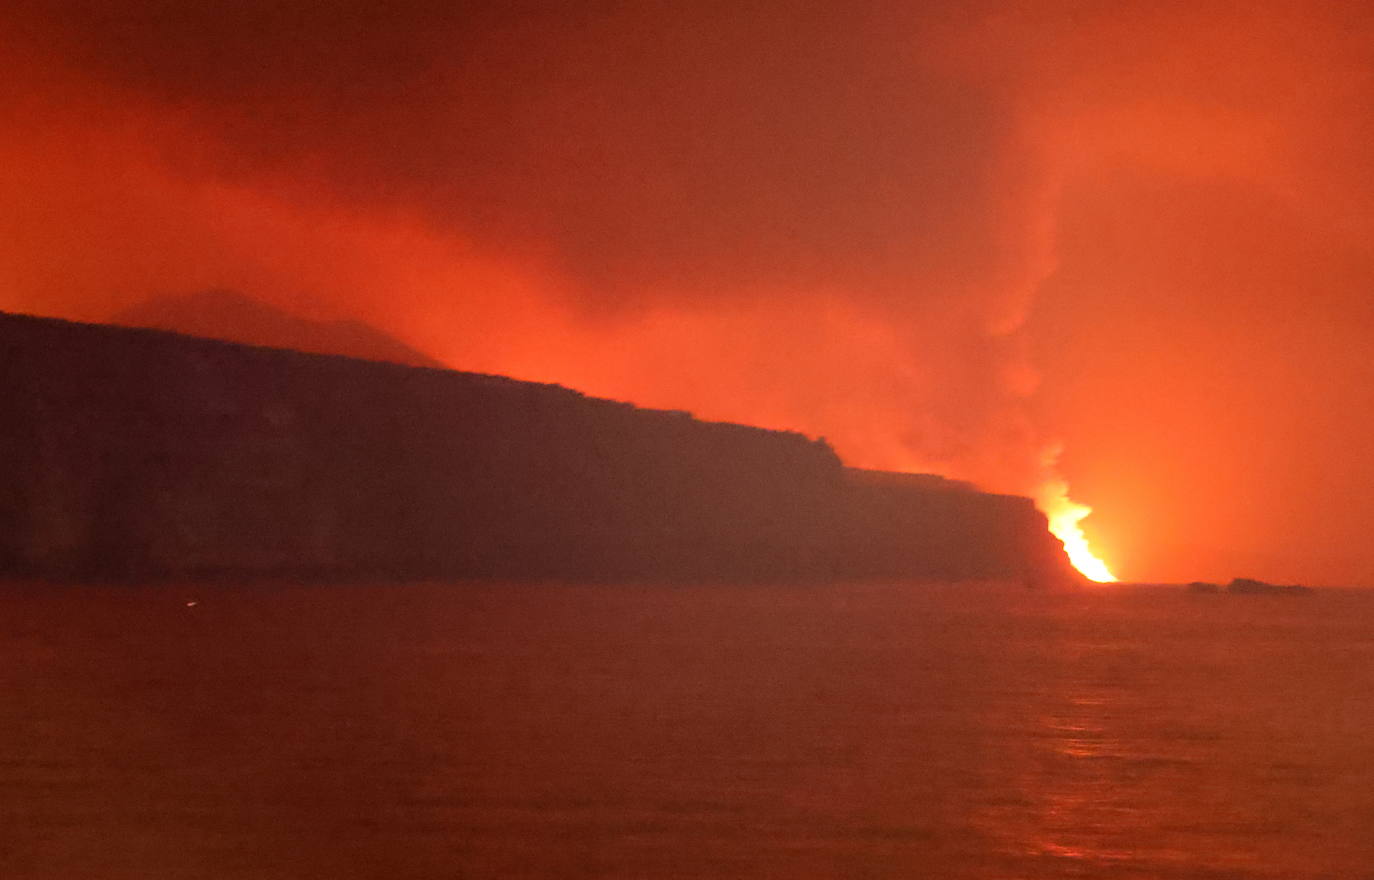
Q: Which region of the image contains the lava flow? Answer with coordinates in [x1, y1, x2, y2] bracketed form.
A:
[1037, 481, 1118, 583]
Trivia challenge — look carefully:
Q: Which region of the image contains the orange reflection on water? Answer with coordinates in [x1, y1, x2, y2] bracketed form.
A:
[969, 642, 1175, 873]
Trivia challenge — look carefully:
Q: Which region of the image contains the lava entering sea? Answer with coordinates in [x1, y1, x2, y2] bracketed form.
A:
[1038, 481, 1117, 583]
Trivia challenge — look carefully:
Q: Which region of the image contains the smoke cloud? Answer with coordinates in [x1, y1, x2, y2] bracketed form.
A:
[6, 1, 1374, 583]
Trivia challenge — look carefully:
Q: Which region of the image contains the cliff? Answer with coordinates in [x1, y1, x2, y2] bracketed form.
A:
[0, 310, 1077, 584]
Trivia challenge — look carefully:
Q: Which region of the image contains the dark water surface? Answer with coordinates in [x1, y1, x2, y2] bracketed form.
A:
[4, 581, 1374, 879]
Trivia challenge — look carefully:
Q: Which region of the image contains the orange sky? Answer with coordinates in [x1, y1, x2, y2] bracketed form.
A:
[4, 1, 1374, 585]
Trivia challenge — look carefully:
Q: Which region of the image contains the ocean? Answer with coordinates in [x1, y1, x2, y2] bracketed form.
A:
[3, 580, 1373, 879]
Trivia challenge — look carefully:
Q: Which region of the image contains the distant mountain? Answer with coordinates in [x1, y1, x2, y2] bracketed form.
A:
[110, 289, 445, 369]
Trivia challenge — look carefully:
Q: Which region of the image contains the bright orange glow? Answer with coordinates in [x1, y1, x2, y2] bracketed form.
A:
[13, 2, 1374, 586]
[1037, 479, 1118, 583]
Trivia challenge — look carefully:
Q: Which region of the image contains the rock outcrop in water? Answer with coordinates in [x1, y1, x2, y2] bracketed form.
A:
[1226, 578, 1312, 595]
[1186, 579, 1313, 595]
[0, 310, 1078, 584]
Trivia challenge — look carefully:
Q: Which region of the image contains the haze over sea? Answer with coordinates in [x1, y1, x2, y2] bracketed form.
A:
[4, 581, 1373, 879]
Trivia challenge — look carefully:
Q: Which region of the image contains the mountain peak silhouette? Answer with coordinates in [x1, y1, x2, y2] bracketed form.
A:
[111, 289, 445, 369]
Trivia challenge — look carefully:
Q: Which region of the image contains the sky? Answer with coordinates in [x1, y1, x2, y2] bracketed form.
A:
[4, 1, 1374, 586]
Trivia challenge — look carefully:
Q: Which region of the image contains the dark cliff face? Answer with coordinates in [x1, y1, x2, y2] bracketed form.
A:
[0, 311, 1076, 584]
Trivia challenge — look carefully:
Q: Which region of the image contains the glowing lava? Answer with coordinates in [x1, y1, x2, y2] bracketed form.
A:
[1037, 480, 1118, 583]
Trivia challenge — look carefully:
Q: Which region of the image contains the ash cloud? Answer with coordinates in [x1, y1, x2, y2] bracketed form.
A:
[15, 1, 1032, 311]
[8, 1, 1374, 582]
[2, 0, 1056, 488]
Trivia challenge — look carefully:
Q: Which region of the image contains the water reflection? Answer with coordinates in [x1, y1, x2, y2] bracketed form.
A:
[5, 583, 1374, 878]
[970, 603, 1298, 879]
